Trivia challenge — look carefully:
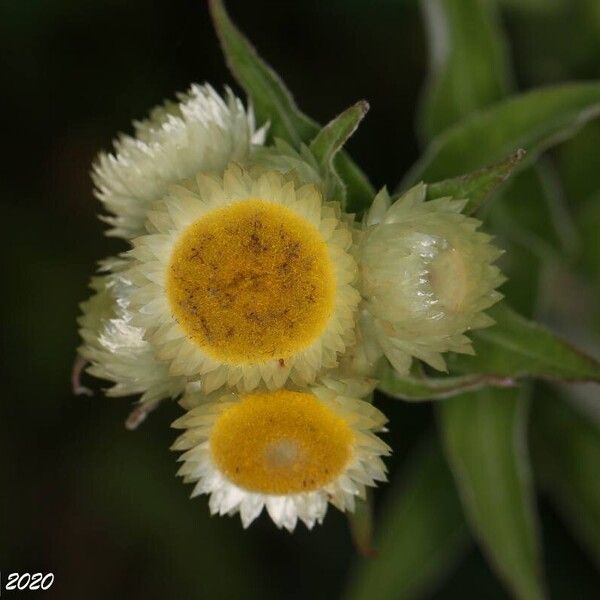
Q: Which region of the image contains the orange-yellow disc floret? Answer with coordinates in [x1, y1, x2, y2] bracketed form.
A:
[209, 390, 354, 494]
[167, 199, 336, 363]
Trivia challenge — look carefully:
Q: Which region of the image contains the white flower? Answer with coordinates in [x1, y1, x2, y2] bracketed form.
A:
[172, 384, 390, 531]
[360, 184, 505, 374]
[92, 84, 267, 239]
[77, 272, 186, 407]
[126, 163, 360, 393]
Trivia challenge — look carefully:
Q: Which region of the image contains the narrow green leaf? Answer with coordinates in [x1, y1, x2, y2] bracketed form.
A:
[426, 149, 526, 214]
[378, 361, 515, 401]
[532, 389, 600, 567]
[419, 0, 511, 141]
[447, 303, 600, 382]
[347, 438, 470, 600]
[208, 0, 374, 215]
[439, 387, 546, 600]
[405, 83, 600, 186]
[310, 101, 369, 172]
[208, 0, 313, 145]
[348, 491, 376, 558]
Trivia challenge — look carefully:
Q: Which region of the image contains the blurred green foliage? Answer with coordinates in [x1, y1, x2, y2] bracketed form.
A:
[1, 0, 599, 598]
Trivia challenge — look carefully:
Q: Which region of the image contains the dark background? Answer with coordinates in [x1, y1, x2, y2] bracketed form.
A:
[1, 1, 599, 598]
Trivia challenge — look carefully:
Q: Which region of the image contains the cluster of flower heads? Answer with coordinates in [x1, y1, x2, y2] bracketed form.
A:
[77, 84, 504, 531]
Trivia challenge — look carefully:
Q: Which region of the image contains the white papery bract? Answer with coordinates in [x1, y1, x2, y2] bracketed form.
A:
[126, 163, 360, 394]
[172, 383, 390, 531]
[360, 184, 505, 374]
[78, 273, 186, 406]
[92, 84, 266, 239]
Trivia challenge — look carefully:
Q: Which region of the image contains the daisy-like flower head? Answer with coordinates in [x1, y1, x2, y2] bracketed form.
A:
[127, 163, 360, 393]
[360, 183, 505, 374]
[78, 270, 186, 407]
[172, 383, 390, 531]
[93, 84, 266, 239]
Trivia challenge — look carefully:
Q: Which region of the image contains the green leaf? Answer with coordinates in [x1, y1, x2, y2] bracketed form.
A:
[426, 150, 526, 214]
[419, 0, 511, 141]
[208, 0, 313, 145]
[447, 303, 600, 382]
[347, 438, 470, 600]
[309, 101, 370, 205]
[309, 101, 369, 172]
[439, 387, 546, 600]
[378, 360, 515, 401]
[405, 83, 600, 186]
[208, 0, 374, 215]
[532, 388, 600, 567]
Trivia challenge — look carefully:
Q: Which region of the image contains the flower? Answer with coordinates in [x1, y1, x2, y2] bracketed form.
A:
[77, 271, 186, 408]
[125, 163, 360, 393]
[92, 84, 266, 239]
[172, 384, 390, 531]
[360, 184, 505, 374]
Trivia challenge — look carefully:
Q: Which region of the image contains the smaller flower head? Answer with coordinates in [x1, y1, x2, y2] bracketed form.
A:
[77, 271, 186, 406]
[172, 384, 389, 531]
[127, 164, 360, 393]
[93, 84, 266, 239]
[360, 184, 505, 374]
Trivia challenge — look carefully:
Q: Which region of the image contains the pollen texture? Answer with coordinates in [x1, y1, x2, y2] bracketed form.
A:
[167, 199, 336, 363]
[209, 390, 354, 494]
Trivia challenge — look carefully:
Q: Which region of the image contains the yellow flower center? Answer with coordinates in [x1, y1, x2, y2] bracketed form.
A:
[167, 199, 336, 363]
[209, 390, 354, 494]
